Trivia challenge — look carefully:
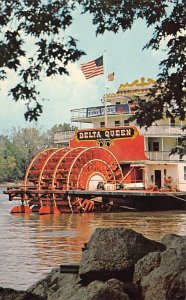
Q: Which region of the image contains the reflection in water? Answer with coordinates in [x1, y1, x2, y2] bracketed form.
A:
[0, 187, 185, 290]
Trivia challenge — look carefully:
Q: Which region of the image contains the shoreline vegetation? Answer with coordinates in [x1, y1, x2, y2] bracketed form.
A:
[0, 124, 77, 184]
[0, 181, 24, 187]
[0, 227, 185, 300]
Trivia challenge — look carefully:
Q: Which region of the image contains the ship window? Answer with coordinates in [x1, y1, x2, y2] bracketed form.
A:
[116, 102, 121, 104]
[100, 122, 105, 128]
[115, 120, 120, 127]
[124, 120, 129, 126]
[170, 118, 175, 127]
[153, 142, 159, 151]
[184, 166, 186, 180]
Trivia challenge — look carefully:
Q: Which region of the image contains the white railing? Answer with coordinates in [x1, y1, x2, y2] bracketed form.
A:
[146, 151, 185, 161]
[71, 108, 87, 119]
[54, 131, 75, 144]
[140, 125, 183, 136]
[71, 108, 184, 135]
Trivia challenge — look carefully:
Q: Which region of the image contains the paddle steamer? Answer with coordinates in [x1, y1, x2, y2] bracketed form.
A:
[4, 77, 186, 213]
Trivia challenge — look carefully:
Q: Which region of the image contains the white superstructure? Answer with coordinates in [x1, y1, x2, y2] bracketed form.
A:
[54, 77, 186, 192]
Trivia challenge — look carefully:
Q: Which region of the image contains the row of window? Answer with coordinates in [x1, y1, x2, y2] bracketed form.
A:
[100, 120, 129, 128]
[100, 117, 178, 128]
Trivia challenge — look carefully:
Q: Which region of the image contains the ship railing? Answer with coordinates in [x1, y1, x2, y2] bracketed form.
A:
[146, 151, 185, 161]
[71, 108, 184, 134]
[54, 131, 75, 144]
[139, 125, 183, 136]
[71, 108, 87, 119]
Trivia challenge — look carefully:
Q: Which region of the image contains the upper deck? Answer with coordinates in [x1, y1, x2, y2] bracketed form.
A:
[71, 105, 183, 136]
[70, 77, 185, 136]
[54, 77, 186, 165]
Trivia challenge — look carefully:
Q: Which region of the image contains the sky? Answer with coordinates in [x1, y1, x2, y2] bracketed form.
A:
[0, 9, 165, 136]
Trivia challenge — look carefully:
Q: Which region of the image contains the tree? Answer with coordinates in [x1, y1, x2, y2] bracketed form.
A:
[49, 122, 77, 132]
[0, 0, 185, 129]
[47, 123, 78, 144]
[0, 128, 47, 182]
[0, 135, 21, 182]
[11, 127, 48, 165]
[0, 0, 85, 121]
[0, 124, 77, 182]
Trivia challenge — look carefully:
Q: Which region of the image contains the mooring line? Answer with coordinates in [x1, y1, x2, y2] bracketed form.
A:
[167, 193, 186, 202]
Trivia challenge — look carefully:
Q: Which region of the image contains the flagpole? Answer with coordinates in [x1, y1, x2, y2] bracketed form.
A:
[104, 50, 107, 127]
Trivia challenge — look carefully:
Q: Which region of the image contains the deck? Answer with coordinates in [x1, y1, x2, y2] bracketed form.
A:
[4, 186, 186, 212]
[67, 189, 186, 198]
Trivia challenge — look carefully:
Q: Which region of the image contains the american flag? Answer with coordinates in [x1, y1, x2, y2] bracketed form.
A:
[81, 55, 104, 79]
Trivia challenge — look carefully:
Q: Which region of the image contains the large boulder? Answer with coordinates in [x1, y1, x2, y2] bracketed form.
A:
[161, 234, 186, 251]
[28, 269, 131, 300]
[0, 287, 43, 300]
[50, 279, 129, 300]
[49, 272, 82, 300]
[26, 230, 185, 300]
[133, 234, 186, 300]
[27, 268, 61, 299]
[79, 227, 166, 282]
[74, 279, 129, 300]
[133, 251, 162, 287]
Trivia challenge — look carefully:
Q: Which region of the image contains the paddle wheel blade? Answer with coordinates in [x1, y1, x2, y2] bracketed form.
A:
[11, 205, 31, 214]
[39, 206, 61, 215]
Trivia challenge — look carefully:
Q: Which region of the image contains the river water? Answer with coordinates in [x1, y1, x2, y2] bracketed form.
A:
[0, 186, 185, 290]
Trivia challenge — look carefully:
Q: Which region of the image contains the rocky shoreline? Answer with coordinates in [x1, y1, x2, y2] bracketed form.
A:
[0, 227, 185, 300]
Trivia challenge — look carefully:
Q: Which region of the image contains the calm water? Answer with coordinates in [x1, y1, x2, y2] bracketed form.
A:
[0, 186, 185, 290]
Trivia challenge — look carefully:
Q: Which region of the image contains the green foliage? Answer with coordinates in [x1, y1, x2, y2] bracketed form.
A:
[0, 0, 185, 124]
[0, 136, 20, 182]
[170, 137, 186, 158]
[46, 123, 78, 143]
[0, 0, 85, 121]
[0, 123, 75, 182]
[49, 122, 78, 132]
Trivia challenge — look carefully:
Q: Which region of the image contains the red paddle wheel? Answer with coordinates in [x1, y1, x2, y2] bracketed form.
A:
[9, 146, 123, 214]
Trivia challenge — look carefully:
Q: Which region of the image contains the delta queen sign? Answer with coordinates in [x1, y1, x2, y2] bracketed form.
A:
[70, 126, 147, 163]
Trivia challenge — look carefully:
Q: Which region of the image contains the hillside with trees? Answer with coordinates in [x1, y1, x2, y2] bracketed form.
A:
[0, 123, 76, 183]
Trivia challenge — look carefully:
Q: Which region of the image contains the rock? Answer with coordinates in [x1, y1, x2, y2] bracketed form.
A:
[37, 272, 130, 300]
[0, 286, 43, 300]
[133, 234, 186, 300]
[161, 234, 186, 251]
[4, 229, 184, 300]
[133, 251, 162, 287]
[27, 268, 60, 299]
[62, 279, 129, 300]
[28, 267, 83, 300]
[79, 227, 166, 283]
[49, 273, 82, 300]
